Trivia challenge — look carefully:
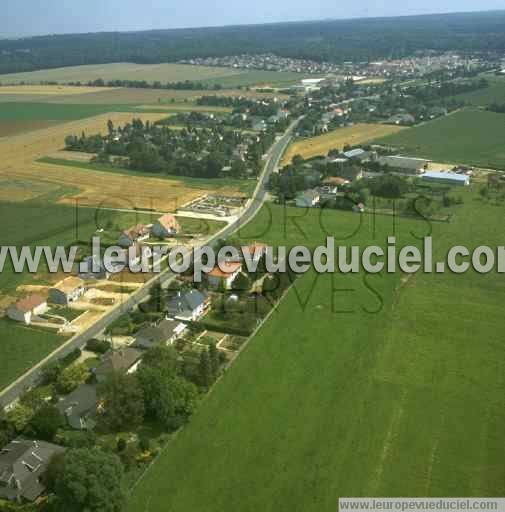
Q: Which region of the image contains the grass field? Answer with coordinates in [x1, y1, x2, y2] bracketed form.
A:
[282, 123, 406, 165]
[128, 190, 505, 511]
[0, 319, 65, 391]
[374, 108, 505, 169]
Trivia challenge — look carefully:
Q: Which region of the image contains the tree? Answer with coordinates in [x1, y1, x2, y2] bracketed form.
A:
[52, 448, 124, 512]
[28, 405, 64, 441]
[56, 363, 89, 394]
[231, 272, 252, 294]
[98, 374, 145, 432]
[198, 349, 213, 389]
[137, 366, 198, 431]
[6, 403, 34, 433]
[141, 345, 178, 373]
[208, 342, 221, 379]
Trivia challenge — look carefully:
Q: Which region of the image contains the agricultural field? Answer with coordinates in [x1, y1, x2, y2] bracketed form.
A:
[447, 75, 505, 106]
[0, 120, 60, 138]
[281, 123, 406, 165]
[0, 63, 244, 85]
[128, 189, 505, 512]
[0, 63, 307, 89]
[0, 111, 248, 208]
[37, 157, 257, 196]
[0, 319, 64, 391]
[374, 108, 505, 169]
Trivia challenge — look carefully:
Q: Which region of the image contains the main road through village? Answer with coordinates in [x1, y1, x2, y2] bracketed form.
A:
[0, 117, 301, 409]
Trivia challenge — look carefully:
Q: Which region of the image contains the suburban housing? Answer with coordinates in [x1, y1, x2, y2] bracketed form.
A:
[295, 189, 321, 208]
[118, 224, 150, 247]
[133, 319, 187, 350]
[56, 383, 98, 430]
[6, 295, 48, 325]
[0, 439, 65, 502]
[93, 348, 143, 382]
[166, 289, 210, 322]
[208, 261, 242, 289]
[151, 214, 181, 238]
[49, 277, 86, 305]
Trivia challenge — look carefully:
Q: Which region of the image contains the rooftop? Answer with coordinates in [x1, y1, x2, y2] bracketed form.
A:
[52, 276, 85, 294]
[208, 261, 242, 278]
[10, 294, 46, 313]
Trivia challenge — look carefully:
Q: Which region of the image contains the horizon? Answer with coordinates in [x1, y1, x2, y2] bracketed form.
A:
[2, 3, 505, 39]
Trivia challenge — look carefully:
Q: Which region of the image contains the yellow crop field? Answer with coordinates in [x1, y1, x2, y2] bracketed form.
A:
[281, 123, 406, 165]
[0, 112, 243, 210]
[0, 85, 117, 95]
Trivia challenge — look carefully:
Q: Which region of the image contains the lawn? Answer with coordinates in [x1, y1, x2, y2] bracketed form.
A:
[374, 108, 505, 169]
[127, 190, 505, 511]
[0, 319, 65, 391]
[282, 123, 405, 165]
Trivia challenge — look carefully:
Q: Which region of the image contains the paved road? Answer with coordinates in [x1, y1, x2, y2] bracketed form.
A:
[0, 118, 300, 409]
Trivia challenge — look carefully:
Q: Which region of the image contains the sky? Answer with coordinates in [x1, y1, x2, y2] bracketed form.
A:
[1, 0, 504, 38]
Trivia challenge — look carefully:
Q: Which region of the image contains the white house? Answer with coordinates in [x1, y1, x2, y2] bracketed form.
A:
[166, 289, 210, 322]
[208, 261, 242, 289]
[7, 295, 48, 325]
[295, 189, 320, 208]
[49, 277, 85, 305]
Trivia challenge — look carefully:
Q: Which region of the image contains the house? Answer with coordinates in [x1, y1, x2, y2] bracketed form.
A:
[0, 439, 65, 502]
[49, 277, 85, 305]
[386, 113, 416, 125]
[322, 176, 349, 187]
[56, 384, 98, 430]
[208, 261, 242, 289]
[78, 254, 123, 280]
[133, 319, 187, 350]
[337, 166, 364, 182]
[93, 348, 143, 382]
[166, 289, 210, 321]
[7, 295, 47, 325]
[378, 155, 430, 176]
[295, 189, 320, 208]
[118, 224, 150, 247]
[151, 214, 181, 238]
[342, 148, 366, 159]
[421, 171, 470, 186]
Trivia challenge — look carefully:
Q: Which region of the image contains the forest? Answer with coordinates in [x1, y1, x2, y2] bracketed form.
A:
[1, 11, 505, 74]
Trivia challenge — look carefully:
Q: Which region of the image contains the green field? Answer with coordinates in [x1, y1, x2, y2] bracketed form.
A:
[128, 191, 505, 511]
[38, 157, 257, 195]
[0, 319, 65, 391]
[448, 75, 505, 106]
[0, 63, 307, 89]
[0, 102, 129, 121]
[374, 108, 505, 169]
